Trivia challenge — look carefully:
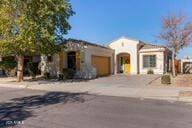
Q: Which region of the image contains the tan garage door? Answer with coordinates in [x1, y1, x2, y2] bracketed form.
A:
[91, 56, 110, 76]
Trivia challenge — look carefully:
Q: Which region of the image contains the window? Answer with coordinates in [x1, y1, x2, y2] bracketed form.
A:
[143, 55, 156, 68]
[47, 55, 53, 62]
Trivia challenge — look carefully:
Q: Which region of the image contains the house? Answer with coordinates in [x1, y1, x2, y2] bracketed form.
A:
[41, 36, 172, 78]
[40, 39, 114, 79]
[0, 56, 41, 76]
[109, 36, 172, 75]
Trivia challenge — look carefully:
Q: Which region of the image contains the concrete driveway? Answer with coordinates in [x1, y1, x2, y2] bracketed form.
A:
[25, 74, 174, 99]
[2, 74, 192, 102]
[88, 74, 161, 87]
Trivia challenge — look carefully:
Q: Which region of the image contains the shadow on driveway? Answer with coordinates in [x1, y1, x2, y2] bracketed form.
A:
[0, 92, 85, 127]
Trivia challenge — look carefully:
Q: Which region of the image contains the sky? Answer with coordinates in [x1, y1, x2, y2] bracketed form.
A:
[65, 0, 192, 59]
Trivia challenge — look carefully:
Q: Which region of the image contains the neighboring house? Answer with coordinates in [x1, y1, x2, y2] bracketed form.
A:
[181, 57, 192, 74]
[42, 36, 172, 78]
[0, 56, 41, 76]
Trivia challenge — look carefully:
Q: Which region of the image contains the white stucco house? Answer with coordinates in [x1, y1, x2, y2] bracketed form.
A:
[108, 36, 172, 75]
[41, 36, 172, 78]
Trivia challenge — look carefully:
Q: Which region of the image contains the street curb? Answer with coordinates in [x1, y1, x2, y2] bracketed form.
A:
[178, 97, 192, 102]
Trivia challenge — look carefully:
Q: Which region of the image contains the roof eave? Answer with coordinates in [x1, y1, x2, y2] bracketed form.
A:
[139, 48, 166, 53]
[107, 36, 141, 46]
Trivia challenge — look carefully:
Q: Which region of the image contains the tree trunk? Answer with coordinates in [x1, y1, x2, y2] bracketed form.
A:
[16, 55, 24, 82]
[172, 50, 176, 77]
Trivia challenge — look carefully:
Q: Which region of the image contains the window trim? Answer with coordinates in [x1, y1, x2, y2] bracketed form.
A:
[142, 55, 157, 68]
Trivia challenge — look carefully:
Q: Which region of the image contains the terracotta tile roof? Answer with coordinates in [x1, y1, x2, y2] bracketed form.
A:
[66, 39, 112, 50]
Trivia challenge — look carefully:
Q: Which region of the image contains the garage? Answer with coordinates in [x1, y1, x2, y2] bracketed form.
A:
[91, 56, 110, 76]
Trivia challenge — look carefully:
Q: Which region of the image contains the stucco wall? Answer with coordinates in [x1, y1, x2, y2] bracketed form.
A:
[108, 37, 139, 74]
[139, 51, 164, 74]
[41, 54, 60, 76]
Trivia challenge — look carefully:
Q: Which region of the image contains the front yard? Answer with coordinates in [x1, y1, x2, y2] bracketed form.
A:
[173, 74, 192, 86]
[150, 74, 192, 87]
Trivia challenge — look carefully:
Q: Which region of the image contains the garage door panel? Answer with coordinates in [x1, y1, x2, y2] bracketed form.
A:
[91, 56, 110, 76]
[183, 62, 192, 74]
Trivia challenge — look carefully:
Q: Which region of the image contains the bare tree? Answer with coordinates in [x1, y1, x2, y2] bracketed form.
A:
[158, 13, 192, 77]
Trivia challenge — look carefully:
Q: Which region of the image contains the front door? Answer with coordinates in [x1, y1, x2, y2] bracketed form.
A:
[123, 56, 130, 73]
[67, 52, 76, 70]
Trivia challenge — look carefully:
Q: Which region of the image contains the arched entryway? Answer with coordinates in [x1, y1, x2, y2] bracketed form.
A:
[117, 53, 131, 74]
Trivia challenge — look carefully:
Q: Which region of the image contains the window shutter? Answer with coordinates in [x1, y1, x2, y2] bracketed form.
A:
[76, 51, 80, 71]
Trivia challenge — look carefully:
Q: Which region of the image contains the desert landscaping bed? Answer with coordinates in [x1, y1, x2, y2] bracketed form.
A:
[179, 91, 192, 97]
[149, 74, 192, 87]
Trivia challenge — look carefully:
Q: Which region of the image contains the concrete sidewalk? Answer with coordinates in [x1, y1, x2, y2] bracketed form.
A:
[1, 80, 192, 103]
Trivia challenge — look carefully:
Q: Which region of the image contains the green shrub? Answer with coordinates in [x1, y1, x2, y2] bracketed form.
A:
[44, 72, 50, 80]
[63, 68, 75, 79]
[147, 69, 154, 74]
[161, 74, 171, 84]
[27, 62, 38, 79]
[0, 56, 17, 77]
[9, 69, 17, 77]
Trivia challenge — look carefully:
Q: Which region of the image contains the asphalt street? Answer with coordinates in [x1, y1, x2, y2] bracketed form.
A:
[0, 87, 192, 128]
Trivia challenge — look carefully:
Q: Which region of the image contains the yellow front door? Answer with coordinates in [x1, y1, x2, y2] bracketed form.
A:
[123, 56, 130, 73]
